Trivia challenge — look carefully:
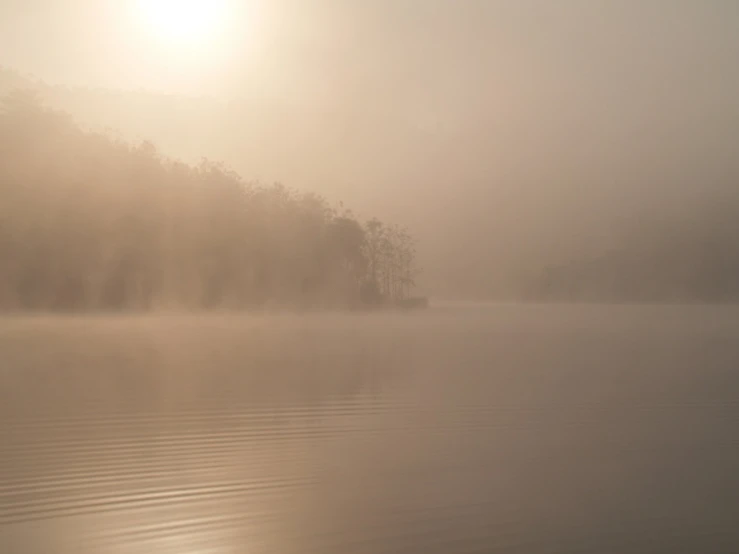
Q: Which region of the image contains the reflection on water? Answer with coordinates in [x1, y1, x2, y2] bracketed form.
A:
[2, 306, 739, 553]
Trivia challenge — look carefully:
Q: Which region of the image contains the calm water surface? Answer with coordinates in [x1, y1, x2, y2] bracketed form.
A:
[2, 305, 739, 553]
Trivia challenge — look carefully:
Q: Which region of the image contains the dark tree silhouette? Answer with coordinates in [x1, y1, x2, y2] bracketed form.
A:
[0, 92, 421, 312]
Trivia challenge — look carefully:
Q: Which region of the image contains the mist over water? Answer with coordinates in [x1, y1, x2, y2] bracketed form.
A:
[2, 1, 739, 552]
[3, 305, 739, 553]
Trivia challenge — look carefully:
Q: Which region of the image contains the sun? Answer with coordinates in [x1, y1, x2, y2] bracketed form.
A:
[137, 0, 229, 48]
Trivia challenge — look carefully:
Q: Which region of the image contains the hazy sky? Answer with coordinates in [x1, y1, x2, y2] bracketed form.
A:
[2, 2, 738, 97]
[2, 0, 739, 295]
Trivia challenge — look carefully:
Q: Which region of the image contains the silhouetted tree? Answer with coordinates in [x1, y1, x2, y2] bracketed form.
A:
[0, 93, 420, 312]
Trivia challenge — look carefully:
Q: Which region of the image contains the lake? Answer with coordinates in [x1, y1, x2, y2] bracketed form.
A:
[2, 305, 739, 553]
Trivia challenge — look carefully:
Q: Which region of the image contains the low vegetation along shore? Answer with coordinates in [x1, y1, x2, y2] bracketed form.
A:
[0, 91, 425, 312]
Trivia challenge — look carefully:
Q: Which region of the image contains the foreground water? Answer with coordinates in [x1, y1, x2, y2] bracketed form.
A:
[2, 305, 739, 553]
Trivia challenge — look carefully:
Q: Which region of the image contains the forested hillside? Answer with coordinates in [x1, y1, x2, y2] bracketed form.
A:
[0, 91, 418, 311]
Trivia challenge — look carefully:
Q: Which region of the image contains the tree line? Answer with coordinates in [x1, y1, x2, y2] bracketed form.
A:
[523, 195, 739, 303]
[0, 91, 420, 311]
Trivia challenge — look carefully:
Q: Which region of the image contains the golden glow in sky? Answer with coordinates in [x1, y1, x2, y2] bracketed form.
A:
[137, 0, 230, 49]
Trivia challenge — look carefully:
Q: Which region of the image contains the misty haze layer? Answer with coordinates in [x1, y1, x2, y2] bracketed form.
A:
[1, 1, 739, 298]
[3, 306, 739, 552]
[0, 92, 419, 311]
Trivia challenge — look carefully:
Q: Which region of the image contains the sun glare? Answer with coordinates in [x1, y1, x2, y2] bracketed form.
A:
[137, 0, 229, 48]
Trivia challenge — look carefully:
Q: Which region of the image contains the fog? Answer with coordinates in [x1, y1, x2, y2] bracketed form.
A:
[4, 307, 739, 553]
[4, 4, 739, 552]
[2, 1, 738, 300]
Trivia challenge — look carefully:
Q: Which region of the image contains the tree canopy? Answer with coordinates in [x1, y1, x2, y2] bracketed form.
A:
[0, 91, 419, 311]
